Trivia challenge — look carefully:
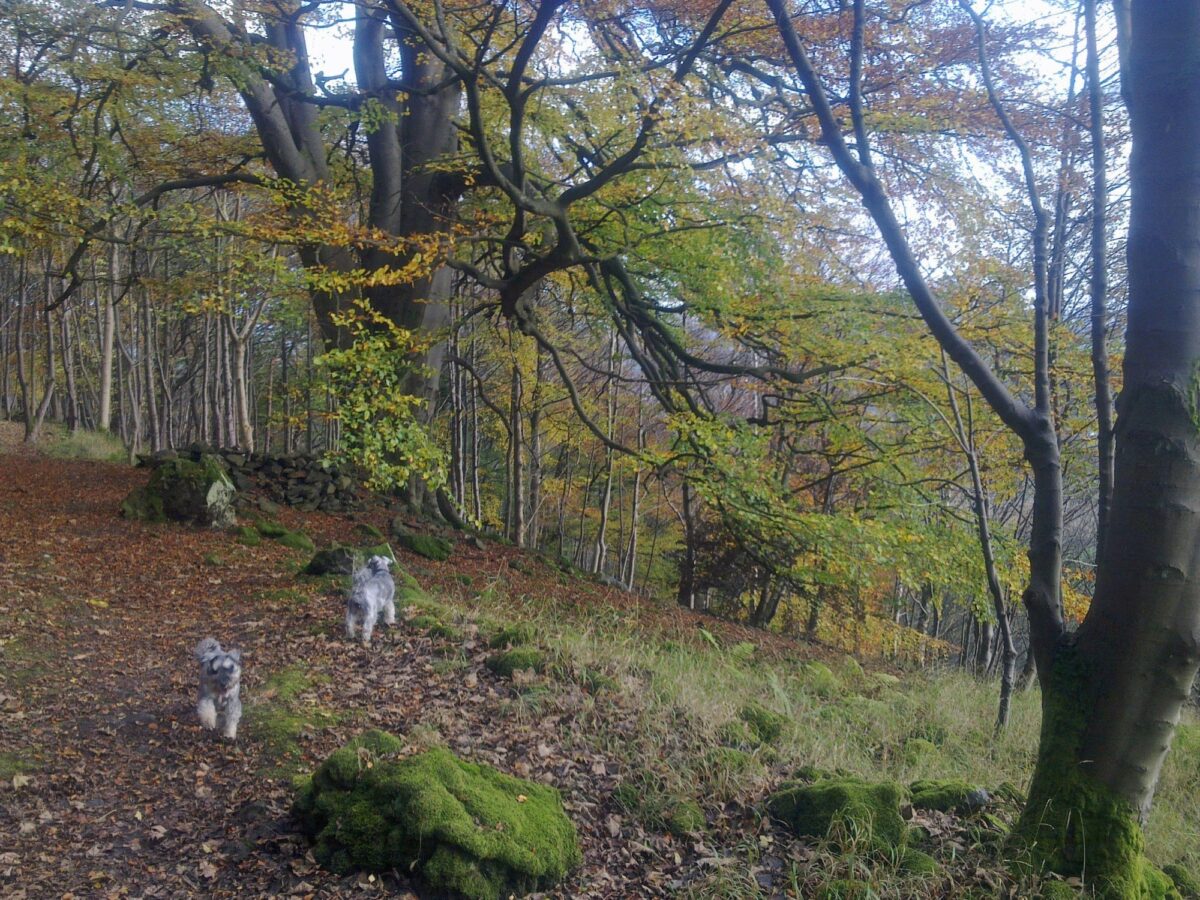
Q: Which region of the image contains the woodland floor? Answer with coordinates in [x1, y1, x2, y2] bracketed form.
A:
[0, 436, 869, 899]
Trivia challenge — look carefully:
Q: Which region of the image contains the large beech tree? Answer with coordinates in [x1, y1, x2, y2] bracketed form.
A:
[764, 0, 1200, 893]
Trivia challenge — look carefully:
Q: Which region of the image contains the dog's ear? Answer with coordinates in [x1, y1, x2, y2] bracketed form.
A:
[229, 649, 242, 664]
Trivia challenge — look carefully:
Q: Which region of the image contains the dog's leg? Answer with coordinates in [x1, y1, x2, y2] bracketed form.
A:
[223, 696, 242, 740]
[346, 607, 358, 640]
[197, 697, 217, 730]
[383, 596, 396, 627]
[361, 613, 375, 646]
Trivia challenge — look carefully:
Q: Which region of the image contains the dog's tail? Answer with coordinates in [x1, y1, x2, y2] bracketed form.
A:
[195, 637, 221, 661]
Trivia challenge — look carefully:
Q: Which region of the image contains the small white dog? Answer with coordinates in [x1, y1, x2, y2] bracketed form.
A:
[346, 555, 396, 646]
[195, 638, 242, 739]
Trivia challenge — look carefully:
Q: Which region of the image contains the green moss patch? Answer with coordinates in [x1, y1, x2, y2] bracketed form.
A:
[768, 776, 908, 851]
[245, 667, 341, 776]
[1165, 865, 1200, 899]
[909, 778, 988, 813]
[411, 615, 463, 641]
[295, 731, 580, 899]
[236, 525, 262, 546]
[0, 750, 37, 781]
[486, 648, 546, 678]
[738, 701, 787, 745]
[275, 530, 315, 553]
[1013, 646, 1172, 898]
[803, 661, 841, 698]
[254, 519, 288, 538]
[395, 529, 453, 562]
[665, 798, 706, 835]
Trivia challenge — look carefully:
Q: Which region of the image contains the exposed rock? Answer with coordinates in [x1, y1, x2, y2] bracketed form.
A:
[909, 779, 991, 814]
[120, 454, 235, 529]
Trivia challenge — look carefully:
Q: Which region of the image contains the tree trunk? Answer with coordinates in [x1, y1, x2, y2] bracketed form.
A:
[1014, 6, 1200, 893]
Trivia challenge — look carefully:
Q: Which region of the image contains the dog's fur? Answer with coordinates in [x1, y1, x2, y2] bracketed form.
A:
[195, 637, 242, 739]
[346, 555, 396, 645]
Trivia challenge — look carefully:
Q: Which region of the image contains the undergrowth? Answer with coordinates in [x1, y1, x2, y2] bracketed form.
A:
[427, 579, 1200, 897]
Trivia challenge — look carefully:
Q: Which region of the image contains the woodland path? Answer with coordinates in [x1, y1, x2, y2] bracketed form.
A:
[0, 450, 794, 899]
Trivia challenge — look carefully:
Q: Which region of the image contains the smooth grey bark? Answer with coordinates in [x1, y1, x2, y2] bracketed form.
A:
[1086, 0, 1116, 558]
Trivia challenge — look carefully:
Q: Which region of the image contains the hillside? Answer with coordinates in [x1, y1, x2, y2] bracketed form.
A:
[1, 444, 1198, 898]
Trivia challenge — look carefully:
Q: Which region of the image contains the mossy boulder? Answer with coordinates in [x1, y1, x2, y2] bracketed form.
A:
[303, 544, 395, 577]
[120, 455, 235, 528]
[738, 701, 788, 745]
[909, 779, 990, 814]
[486, 648, 545, 678]
[304, 546, 356, 576]
[295, 731, 580, 900]
[767, 776, 908, 850]
[392, 523, 454, 561]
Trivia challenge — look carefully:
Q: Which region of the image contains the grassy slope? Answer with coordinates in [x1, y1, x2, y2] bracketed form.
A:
[402, 559, 1200, 897]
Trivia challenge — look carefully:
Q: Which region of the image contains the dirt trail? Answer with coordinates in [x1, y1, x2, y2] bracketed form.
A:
[0, 452, 752, 898]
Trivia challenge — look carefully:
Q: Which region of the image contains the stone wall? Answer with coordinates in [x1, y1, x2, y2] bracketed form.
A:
[138, 445, 363, 513]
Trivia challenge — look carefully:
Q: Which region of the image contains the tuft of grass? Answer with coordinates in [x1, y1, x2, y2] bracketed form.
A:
[40, 425, 127, 463]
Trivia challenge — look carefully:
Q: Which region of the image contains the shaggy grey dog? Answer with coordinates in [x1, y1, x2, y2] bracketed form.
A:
[346, 555, 396, 646]
[195, 638, 242, 739]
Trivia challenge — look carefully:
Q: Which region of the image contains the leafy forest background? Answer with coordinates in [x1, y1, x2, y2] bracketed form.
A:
[0, 0, 1123, 689]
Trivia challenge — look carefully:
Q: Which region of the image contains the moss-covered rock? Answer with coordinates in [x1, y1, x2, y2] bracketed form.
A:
[738, 701, 788, 745]
[909, 779, 990, 813]
[768, 776, 908, 850]
[393, 526, 453, 561]
[303, 546, 356, 576]
[486, 648, 545, 678]
[295, 731, 580, 899]
[120, 455, 235, 528]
